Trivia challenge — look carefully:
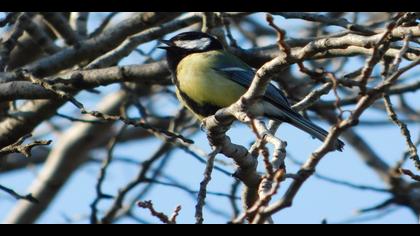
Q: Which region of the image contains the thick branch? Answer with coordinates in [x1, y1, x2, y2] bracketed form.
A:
[3, 91, 127, 224]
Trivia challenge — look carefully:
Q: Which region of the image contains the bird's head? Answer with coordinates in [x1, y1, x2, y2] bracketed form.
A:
[158, 31, 223, 72]
[158, 31, 223, 52]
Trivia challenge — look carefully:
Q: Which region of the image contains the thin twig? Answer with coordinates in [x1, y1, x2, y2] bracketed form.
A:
[356, 198, 395, 214]
[55, 112, 107, 124]
[400, 168, 420, 182]
[232, 169, 285, 224]
[287, 155, 389, 192]
[221, 13, 239, 48]
[90, 125, 127, 224]
[143, 178, 240, 199]
[0, 12, 24, 71]
[229, 180, 241, 218]
[40, 12, 80, 46]
[90, 12, 119, 38]
[271, 12, 375, 35]
[137, 200, 181, 224]
[169, 205, 182, 223]
[195, 148, 219, 224]
[0, 134, 51, 158]
[101, 142, 174, 224]
[0, 184, 39, 203]
[384, 95, 420, 170]
[24, 71, 193, 144]
[358, 17, 399, 95]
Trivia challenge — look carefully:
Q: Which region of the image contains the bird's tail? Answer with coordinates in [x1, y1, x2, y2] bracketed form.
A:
[266, 104, 344, 151]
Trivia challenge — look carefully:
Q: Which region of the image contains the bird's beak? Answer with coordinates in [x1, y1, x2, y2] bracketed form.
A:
[157, 39, 174, 50]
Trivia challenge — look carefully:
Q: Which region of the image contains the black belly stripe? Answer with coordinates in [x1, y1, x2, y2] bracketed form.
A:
[178, 89, 221, 117]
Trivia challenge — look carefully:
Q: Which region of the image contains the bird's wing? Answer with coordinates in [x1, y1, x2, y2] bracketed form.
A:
[213, 66, 293, 112]
[213, 64, 345, 151]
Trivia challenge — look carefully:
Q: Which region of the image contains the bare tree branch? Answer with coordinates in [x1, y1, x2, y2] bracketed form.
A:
[195, 148, 218, 224]
[0, 134, 51, 158]
[0, 184, 39, 203]
[1, 12, 418, 225]
[69, 12, 89, 37]
[90, 125, 127, 224]
[137, 200, 181, 224]
[4, 91, 128, 224]
[40, 12, 80, 46]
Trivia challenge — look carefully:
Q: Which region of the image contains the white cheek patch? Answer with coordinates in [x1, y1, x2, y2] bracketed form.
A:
[175, 37, 211, 50]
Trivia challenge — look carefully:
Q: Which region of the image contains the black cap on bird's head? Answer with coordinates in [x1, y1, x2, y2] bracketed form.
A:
[158, 31, 223, 52]
[158, 31, 223, 72]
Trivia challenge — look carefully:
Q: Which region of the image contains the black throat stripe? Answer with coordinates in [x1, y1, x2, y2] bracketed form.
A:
[177, 89, 221, 117]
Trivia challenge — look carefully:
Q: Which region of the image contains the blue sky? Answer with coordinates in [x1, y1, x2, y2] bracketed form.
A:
[0, 12, 419, 224]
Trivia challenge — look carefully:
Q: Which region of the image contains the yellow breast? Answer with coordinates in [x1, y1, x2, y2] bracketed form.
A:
[176, 51, 246, 109]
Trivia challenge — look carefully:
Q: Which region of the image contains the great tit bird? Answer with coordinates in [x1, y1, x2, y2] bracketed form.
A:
[159, 31, 344, 151]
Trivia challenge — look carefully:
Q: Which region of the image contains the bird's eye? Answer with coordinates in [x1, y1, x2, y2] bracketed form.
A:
[174, 38, 211, 50]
